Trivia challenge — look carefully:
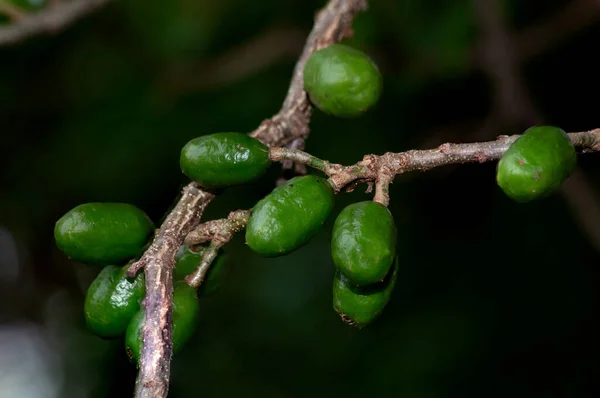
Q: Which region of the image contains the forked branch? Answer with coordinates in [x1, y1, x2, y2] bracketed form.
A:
[125, 1, 369, 397]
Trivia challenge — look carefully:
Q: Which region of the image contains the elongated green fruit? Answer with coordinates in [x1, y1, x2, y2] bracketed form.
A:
[333, 257, 398, 328]
[54, 203, 154, 266]
[84, 263, 145, 338]
[303, 43, 382, 118]
[245, 175, 335, 257]
[496, 126, 577, 202]
[332, 201, 397, 286]
[180, 132, 271, 188]
[174, 245, 229, 296]
[125, 281, 200, 365]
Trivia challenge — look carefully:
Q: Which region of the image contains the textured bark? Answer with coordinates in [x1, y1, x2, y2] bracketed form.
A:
[128, 1, 368, 396]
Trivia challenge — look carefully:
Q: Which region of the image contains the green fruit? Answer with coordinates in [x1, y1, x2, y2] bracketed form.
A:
[84, 263, 145, 338]
[54, 202, 155, 266]
[180, 132, 271, 188]
[333, 257, 398, 328]
[125, 281, 200, 365]
[496, 126, 577, 202]
[245, 175, 335, 257]
[303, 43, 382, 118]
[331, 201, 397, 286]
[174, 245, 229, 296]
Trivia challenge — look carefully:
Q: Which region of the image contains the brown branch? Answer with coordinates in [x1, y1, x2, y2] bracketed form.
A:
[269, 129, 600, 191]
[0, 0, 112, 46]
[184, 210, 250, 289]
[250, 0, 368, 148]
[127, 185, 214, 398]
[126, 1, 368, 397]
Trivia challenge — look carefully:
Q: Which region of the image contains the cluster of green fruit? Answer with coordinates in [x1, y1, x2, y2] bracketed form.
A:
[54, 202, 228, 365]
[52, 42, 388, 365]
[179, 43, 395, 328]
[53, 40, 580, 366]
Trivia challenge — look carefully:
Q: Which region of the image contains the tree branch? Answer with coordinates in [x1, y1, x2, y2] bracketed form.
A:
[184, 209, 250, 289]
[269, 129, 600, 191]
[128, 184, 214, 398]
[188, 128, 600, 264]
[250, 0, 368, 148]
[0, 0, 113, 46]
[125, 1, 368, 397]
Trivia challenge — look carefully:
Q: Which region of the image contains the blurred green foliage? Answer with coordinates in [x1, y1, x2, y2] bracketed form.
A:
[1, 0, 600, 397]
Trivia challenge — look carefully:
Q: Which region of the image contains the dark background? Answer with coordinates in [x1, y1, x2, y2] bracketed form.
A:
[1, 0, 600, 397]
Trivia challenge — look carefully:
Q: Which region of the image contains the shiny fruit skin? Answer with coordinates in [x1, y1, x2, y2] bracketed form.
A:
[84, 263, 145, 338]
[333, 257, 398, 328]
[245, 175, 335, 257]
[496, 126, 576, 202]
[180, 132, 270, 188]
[303, 43, 382, 118]
[54, 202, 154, 266]
[331, 201, 397, 286]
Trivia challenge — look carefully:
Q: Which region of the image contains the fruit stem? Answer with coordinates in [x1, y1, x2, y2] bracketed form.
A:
[184, 210, 250, 289]
[269, 147, 342, 176]
[373, 167, 393, 206]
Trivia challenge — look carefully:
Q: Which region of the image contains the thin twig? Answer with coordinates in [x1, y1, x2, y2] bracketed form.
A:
[127, 1, 368, 397]
[269, 129, 600, 191]
[184, 210, 250, 289]
[0, 0, 113, 46]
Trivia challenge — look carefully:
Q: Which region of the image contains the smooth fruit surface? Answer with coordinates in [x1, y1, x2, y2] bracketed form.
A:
[180, 132, 270, 188]
[245, 175, 335, 257]
[332, 201, 397, 286]
[84, 263, 145, 338]
[496, 126, 576, 202]
[125, 281, 200, 365]
[54, 202, 154, 265]
[333, 256, 398, 328]
[303, 43, 382, 118]
[174, 245, 229, 296]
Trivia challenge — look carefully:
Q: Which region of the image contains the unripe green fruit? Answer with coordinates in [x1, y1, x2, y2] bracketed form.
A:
[496, 126, 577, 202]
[331, 201, 397, 286]
[174, 245, 229, 296]
[303, 43, 382, 118]
[180, 132, 271, 188]
[54, 203, 155, 266]
[333, 257, 398, 328]
[125, 281, 200, 365]
[245, 175, 335, 257]
[84, 263, 145, 338]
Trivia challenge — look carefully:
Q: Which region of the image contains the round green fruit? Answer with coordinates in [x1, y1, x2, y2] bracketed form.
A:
[331, 201, 397, 286]
[84, 263, 145, 338]
[174, 245, 229, 296]
[303, 43, 382, 118]
[245, 175, 335, 257]
[496, 126, 576, 202]
[180, 132, 271, 188]
[333, 257, 398, 328]
[125, 281, 200, 365]
[54, 202, 154, 266]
